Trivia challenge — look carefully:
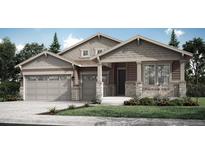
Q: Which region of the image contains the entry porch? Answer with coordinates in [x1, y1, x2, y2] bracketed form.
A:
[96, 60, 186, 100]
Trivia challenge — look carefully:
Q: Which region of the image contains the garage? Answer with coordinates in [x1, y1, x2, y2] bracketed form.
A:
[25, 75, 71, 101]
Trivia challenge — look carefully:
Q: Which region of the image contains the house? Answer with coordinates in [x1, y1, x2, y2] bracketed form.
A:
[16, 33, 193, 101]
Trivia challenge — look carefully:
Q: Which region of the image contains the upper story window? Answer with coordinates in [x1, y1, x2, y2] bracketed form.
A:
[81, 49, 90, 58]
[95, 48, 104, 55]
[144, 64, 170, 86]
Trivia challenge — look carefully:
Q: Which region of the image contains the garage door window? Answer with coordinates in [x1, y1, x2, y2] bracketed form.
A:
[27, 76, 37, 81]
[49, 76, 59, 80]
[38, 76, 48, 81]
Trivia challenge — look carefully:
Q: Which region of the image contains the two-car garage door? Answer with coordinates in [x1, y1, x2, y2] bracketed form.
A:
[25, 75, 71, 101]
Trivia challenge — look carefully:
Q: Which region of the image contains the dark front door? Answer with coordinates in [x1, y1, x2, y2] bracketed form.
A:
[117, 69, 126, 95]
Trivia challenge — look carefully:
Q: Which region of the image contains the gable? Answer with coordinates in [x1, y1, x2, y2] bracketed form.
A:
[100, 40, 182, 63]
[22, 54, 73, 70]
[61, 36, 120, 61]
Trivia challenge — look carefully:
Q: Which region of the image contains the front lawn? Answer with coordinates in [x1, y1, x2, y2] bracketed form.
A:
[56, 105, 205, 120]
[193, 97, 205, 106]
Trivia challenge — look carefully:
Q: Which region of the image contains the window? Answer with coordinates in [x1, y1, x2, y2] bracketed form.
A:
[95, 48, 103, 55]
[157, 65, 170, 85]
[144, 64, 170, 85]
[81, 49, 90, 57]
[144, 65, 155, 85]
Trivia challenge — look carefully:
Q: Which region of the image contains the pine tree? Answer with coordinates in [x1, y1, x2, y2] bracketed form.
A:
[49, 32, 60, 53]
[169, 29, 180, 48]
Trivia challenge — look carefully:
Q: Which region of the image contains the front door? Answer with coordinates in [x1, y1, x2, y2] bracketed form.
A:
[117, 69, 126, 95]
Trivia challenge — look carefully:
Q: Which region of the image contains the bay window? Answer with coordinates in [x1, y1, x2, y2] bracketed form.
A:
[144, 64, 170, 85]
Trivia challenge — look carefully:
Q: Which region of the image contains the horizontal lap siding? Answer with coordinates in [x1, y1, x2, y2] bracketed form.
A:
[127, 62, 137, 81]
[172, 61, 180, 80]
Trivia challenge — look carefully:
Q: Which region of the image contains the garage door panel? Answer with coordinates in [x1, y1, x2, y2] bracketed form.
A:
[25, 75, 71, 101]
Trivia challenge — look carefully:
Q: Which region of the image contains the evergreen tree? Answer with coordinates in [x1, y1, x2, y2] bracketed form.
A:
[49, 32, 60, 53]
[169, 29, 180, 48]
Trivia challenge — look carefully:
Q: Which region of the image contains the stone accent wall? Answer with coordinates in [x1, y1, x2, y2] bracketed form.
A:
[179, 82, 186, 97]
[71, 85, 80, 101]
[125, 81, 136, 97]
[142, 84, 175, 97]
[136, 82, 143, 97]
[96, 82, 104, 99]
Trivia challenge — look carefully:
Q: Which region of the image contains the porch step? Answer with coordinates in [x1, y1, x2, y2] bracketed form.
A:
[101, 97, 132, 105]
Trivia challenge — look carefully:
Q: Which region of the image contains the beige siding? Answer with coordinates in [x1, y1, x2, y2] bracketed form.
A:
[126, 62, 137, 81]
[61, 36, 119, 61]
[22, 55, 73, 69]
[172, 61, 180, 80]
[101, 40, 182, 62]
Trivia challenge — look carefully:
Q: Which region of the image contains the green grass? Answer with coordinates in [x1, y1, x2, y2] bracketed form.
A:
[192, 97, 205, 106]
[56, 105, 205, 120]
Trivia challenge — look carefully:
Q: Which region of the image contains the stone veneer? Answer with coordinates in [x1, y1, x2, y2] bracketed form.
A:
[179, 82, 186, 97]
[71, 85, 80, 101]
[96, 82, 104, 99]
[125, 81, 136, 97]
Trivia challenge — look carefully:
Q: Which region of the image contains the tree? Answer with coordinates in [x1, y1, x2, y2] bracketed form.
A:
[0, 38, 16, 81]
[169, 29, 180, 48]
[49, 32, 60, 53]
[15, 43, 46, 65]
[183, 38, 205, 84]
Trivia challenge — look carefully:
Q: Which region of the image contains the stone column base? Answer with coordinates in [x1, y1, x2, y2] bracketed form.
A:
[125, 81, 137, 97]
[96, 82, 104, 100]
[179, 82, 186, 97]
[71, 85, 80, 101]
[136, 82, 142, 97]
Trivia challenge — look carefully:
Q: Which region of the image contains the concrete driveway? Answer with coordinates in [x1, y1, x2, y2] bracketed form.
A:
[0, 101, 205, 126]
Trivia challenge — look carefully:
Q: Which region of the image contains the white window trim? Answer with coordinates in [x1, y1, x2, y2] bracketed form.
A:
[143, 63, 170, 86]
[81, 49, 90, 58]
[95, 48, 104, 55]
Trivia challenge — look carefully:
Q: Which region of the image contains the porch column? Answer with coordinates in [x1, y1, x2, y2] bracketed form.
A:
[74, 68, 79, 85]
[137, 61, 142, 83]
[179, 60, 186, 97]
[136, 61, 143, 97]
[96, 63, 104, 100]
[180, 60, 185, 82]
[71, 67, 80, 101]
[23, 75, 25, 100]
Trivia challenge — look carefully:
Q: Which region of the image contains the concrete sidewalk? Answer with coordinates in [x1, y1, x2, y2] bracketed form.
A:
[0, 101, 205, 126]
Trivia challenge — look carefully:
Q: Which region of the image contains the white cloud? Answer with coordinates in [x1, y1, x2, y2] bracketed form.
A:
[0, 38, 2, 43]
[16, 44, 24, 54]
[165, 28, 185, 37]
[63, 34, 83, 49]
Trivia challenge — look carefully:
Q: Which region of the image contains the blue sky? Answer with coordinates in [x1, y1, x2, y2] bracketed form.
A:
[0, 28, 205, 52]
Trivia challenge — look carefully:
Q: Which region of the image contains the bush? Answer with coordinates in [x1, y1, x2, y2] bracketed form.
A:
[187, 83, 205, 97]
[84, 103, 89, 107]
[48, 107, 57, 114]
[0, 81, 20, 102]
[68, 105, 76, 109]
[139, 97, 154, 105]
[124, 97, 140, 106]
[155, 97, 170, 106]
[183, 97, 199, 106]
[91, 99, 101, 104]
[169, 99, 183, 106]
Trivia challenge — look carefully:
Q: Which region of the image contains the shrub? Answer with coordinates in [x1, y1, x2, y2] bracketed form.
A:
[139, 97, 154, 106]
[187, 83, 205, 97]
[91, 99, 101, 104]
[169, 99, 183, 106]
[154, 96, 170, 106]
[48, 107, 57, 114]
[183, 97, 199, 106]
[68, 105, 76, 109]
[0, 81, 20, 102]
[84, 103, 89, 107]
[124, 97, 140, 106]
